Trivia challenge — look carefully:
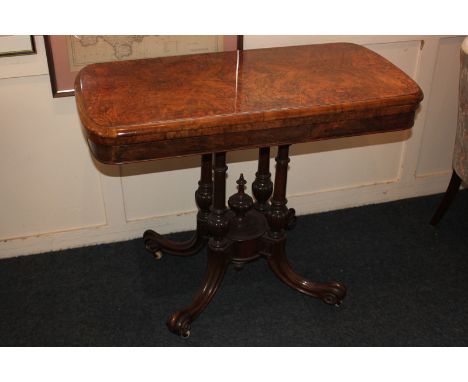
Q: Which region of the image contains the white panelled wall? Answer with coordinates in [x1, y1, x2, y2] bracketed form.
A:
[0, 35, 464, 258]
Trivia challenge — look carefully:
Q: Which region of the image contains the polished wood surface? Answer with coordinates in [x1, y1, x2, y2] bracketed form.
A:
[75, 43, 423, 164]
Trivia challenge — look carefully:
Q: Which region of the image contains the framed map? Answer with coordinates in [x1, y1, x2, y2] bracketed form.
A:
[44, 35, 242, 98]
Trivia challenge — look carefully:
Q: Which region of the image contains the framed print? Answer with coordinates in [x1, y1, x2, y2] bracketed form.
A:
[0, 35, 36, 57]
[44, 35, 243, 98]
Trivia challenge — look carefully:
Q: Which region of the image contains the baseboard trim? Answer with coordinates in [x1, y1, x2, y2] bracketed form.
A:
[0, 173, 451, 259]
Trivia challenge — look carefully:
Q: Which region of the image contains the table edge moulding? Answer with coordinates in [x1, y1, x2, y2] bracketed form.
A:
[75, 42, 423, 164]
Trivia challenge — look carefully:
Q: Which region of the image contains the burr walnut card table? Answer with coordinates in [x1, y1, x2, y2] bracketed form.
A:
[75, 43, 423, 337]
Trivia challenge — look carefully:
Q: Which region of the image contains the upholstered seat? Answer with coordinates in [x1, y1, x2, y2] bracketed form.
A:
[431, 36, 468, 225]
[453, 37, 468, 184]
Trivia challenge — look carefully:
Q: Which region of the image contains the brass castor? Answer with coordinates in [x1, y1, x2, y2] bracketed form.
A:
[181, 329, 191, 338]
[145, 241, 163, 260]
[153, 250, 163, 260]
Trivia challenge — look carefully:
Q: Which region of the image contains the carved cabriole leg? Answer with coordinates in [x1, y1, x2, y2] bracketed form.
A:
[264, 145, 346, 305]
[266, 238, 346, 305]
[166, 246, 230, 337]
[143, 153, 212, 257]
[167, 152, 232, 337]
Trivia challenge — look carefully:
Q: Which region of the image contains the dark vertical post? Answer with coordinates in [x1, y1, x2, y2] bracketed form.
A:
[252, 147, 273, 212]
[207, 152, 230, 248]
[195, 153, 213, 236]
[430, 170, 462, 225]
[267, 145, 291, 239]
[213, 152, 227, 211]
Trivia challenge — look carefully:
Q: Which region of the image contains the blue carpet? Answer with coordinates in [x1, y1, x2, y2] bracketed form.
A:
[1, 190, 467, 346]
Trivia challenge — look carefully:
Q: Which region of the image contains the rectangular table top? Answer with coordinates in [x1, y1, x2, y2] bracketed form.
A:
[75, 43, 423, 164]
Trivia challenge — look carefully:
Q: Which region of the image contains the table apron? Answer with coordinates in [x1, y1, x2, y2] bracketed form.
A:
[87, 111, 416, 164]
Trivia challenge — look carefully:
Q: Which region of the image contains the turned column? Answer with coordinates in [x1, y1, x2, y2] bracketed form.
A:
[266, 145, 291, 239]
[195, 153, 213, 237]
[207, 152, 230, 249]
[252, 147, 273, 213]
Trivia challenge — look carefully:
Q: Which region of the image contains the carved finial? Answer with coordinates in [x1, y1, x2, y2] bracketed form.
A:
[236, 174, 247, 194]
[228, 173, 253, 221]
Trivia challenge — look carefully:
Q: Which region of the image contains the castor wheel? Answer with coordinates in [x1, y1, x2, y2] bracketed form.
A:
[180, 329, 191, 338]
[319, 282, 346, 306]
[144, 241, 163, 260]
[233, 262, 245, 271]
[322, 293, 341, 306]
[167, 312, 194, 338]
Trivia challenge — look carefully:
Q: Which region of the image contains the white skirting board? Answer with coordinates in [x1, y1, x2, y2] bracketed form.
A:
[0, 171, 453, 259]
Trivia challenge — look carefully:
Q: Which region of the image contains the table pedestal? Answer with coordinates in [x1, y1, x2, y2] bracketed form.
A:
[144, 145, 346, 337]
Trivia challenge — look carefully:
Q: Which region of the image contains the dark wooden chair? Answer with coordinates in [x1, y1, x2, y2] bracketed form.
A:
[431, 37, 468, 226]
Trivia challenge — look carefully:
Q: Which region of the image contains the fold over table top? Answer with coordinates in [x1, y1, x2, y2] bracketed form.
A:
[75, 43, 423, 164]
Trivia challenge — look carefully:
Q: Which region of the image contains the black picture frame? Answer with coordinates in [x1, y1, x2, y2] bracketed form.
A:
[0, 35, 36, 57]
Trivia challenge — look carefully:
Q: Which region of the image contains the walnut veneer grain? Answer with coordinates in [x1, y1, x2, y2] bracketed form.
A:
[75, 43, 423, 164]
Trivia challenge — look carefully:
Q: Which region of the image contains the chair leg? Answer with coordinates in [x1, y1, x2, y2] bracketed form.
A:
[430, 170, 462, 226]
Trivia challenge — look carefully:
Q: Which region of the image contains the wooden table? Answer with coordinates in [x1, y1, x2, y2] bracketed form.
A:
[75, 43, 423, 337]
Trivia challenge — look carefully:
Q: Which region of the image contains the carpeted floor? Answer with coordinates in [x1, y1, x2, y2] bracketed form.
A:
[1, 190, 467, 346]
